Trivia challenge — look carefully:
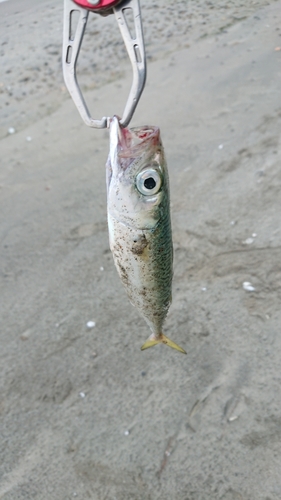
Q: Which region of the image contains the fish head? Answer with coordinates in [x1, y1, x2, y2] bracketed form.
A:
[106, 116, 169, 230]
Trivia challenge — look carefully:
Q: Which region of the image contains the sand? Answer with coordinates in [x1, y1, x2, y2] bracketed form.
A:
[1, 0, 281, 498]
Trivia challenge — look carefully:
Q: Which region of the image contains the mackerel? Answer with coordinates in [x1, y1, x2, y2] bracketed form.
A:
[106, 116, 186, 353]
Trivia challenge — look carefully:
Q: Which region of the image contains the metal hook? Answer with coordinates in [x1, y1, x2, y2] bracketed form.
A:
[62, 0, 146, 128]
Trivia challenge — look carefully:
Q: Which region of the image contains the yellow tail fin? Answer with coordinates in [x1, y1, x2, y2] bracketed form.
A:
[141, 333, 186, 354]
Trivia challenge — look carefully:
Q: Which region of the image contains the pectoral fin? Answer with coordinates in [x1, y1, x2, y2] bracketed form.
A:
[141, 333, 186, 354]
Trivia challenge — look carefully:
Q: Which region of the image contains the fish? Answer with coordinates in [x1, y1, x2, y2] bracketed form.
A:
[106, 116, 186, 354]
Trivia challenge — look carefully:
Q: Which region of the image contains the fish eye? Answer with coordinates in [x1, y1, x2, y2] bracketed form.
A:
[136, 168, 162, 196]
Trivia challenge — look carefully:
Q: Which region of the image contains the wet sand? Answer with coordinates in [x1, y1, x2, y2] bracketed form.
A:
[1, 1, 281, 499]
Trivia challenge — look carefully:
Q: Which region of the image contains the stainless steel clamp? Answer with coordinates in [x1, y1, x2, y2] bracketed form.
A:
[62, 0, 146, 128]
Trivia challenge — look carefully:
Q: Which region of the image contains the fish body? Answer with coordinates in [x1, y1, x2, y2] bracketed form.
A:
[106, 116, 186, 353]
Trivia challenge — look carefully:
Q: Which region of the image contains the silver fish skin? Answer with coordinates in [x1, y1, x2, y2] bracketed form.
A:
[106, 116, 186, 353]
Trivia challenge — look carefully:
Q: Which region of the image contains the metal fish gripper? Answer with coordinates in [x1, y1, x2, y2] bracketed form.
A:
[62, 0, 146, 128]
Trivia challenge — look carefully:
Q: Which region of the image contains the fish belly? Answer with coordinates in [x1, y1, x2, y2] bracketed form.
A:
[108, 211, 173, 334]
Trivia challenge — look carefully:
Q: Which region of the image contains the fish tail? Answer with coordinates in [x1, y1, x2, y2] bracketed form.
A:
[141, 333, 186, 354]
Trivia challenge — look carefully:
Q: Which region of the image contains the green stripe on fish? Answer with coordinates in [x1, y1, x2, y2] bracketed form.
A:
[106, 116, 186, 354]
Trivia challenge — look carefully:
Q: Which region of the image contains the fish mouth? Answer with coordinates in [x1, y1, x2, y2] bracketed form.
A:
[109, 116, 160, 170]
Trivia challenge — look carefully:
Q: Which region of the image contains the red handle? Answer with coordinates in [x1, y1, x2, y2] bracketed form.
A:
[72, 0, 122, 11]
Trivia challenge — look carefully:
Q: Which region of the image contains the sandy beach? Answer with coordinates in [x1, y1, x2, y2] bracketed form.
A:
[1, 0, 281, 498]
